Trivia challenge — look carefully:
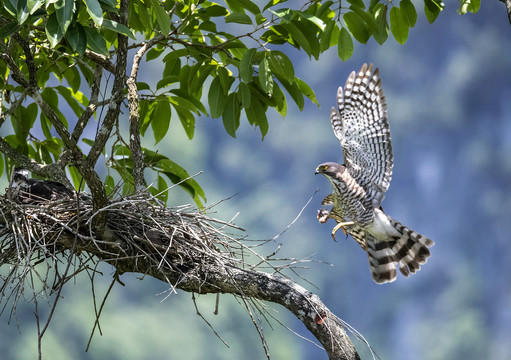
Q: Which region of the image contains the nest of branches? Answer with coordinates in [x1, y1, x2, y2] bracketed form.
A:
[0, 188, 371, 360]
[0, 190, 273, 317]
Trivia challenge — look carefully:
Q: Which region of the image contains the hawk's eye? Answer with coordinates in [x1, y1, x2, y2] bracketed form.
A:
[321, 165, 328, 171]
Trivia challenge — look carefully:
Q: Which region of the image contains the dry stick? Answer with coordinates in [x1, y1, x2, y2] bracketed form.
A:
[38, 195, 81, 341]
[239, 295, 271, 360]
[86, 276, 116, 352]
[191, 293, 230, 348]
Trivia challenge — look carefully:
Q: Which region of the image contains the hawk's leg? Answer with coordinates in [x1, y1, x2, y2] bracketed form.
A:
[317, 209, 330, 223]
[331, 221, 354, 240]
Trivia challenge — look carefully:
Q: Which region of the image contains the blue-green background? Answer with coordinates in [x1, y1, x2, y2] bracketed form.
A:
[1, 1, 511, 359]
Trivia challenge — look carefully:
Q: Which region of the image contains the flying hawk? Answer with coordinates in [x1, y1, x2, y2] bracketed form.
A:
[316, 64, 434, 284]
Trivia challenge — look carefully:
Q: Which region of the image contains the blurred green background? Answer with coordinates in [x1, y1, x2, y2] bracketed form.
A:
[1, 1, 511, 359]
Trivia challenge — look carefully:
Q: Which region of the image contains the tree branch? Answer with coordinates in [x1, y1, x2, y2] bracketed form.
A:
[0, 195, 362, 360]
[0, 53, 30, 88]
[86, 26, 128, 169]
[84, 49, 117, 74]
[71, 65, 103, 143]
[126, 10, 164, 189]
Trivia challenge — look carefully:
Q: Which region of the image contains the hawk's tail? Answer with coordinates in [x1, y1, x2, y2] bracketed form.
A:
[365, 218, 434, 284]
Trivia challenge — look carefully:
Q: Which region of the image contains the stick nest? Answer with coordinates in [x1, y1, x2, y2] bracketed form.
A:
[0, 190, 271, 317]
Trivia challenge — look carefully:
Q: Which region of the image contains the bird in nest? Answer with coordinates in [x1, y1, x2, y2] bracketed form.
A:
[8, 167, 77, 204]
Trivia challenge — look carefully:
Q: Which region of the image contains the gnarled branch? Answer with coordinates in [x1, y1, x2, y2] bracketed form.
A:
[0, 193, 362, 360]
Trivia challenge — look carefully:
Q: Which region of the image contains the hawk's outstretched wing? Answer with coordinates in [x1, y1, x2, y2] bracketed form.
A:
[330, 63, 393, 208]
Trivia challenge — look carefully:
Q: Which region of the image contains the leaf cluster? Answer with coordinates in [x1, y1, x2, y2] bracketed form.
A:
[0, 0, 477, 207]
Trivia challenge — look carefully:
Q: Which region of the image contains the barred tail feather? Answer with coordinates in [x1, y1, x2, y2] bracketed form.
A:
[365, 218, 434, 284]
[366, 237, 398, 283]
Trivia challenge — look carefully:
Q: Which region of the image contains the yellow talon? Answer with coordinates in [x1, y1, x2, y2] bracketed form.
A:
[331, 221, 354, 239]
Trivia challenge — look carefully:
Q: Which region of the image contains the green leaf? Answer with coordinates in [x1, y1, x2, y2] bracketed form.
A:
[163, 56, 181, 77]
[68, 166, 85, 191]
[269, 7, 293, 22]
[40, 115, 52, 139]
[222, 93, 241, 137]
[295, 77, 318, 105]
[468, 0, 480, 13]
[400, 0, 417, 27]
[262, 0, 287, 12]
[197, 4, 228, 17]
[299, 13, 326, 31]
[272, 81, 286, 116]
[146, 47, 165, 61]
[258, 57, 273, 95]
[170, 89, 207, 114]
[82, 138, 95, 147]
[137, 82, 151, 91]
[99, 0, 118, 13]
[225, 12, 253, 25]
[268, 50, 294, 83]
[349, 4, 379, 35]
[347, 0, 365, 8]
[152, 99, 171, 144]
[208, 76, 227, 119]
[239, 82, 251, 108]
[373, 4, 389, 45]
[458, 0, 480, 15]
[240, 48, 256, 83]
[45, 12, 65, 47]
[55, 86, 86, 117]
[338, 27, 353, 61]
[245, 98, 268, 139]
[15, 0, 30, 24]
[276, 77, 303, 111]
[148, 0, 171, 34]
[236, 0, 260, 15]
[104, 174, 115, 195]
[157, 76, 179, 89]
[139, 99, 153, 136]
[284, 20, 320, 59]
[255, 13, 266, 25]
[12, 103, 38, 143]
[0, 22, 22, 39]
[83, 0, 103, 25]
[159, 163, 205, 207]
[55, 0, 74, 34]
[217, 67, 234, 93]
[174, 106, 195, 139]
[343, 12, 370, 44]
[83, 27, 109, 55]
[65, 22, 87, 55]
[102, 19, 136, 39]
[27, 0, 44, 13]
[156, 156, 205, 206]
[319, 20, 339, 53]
[41, 88, 68, 128]
[154, 175, 168, 203]
[424, 0, 444, 24]
[389, 7, 408, 44]
[3, 0, 17, 17]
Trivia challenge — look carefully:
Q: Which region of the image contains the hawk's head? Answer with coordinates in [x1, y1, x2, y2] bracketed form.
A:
[12, 167, 30, 189]
[315, 162, 345, 179]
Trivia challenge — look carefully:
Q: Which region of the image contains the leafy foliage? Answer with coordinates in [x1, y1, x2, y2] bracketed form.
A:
[0, 0, 474, 206]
